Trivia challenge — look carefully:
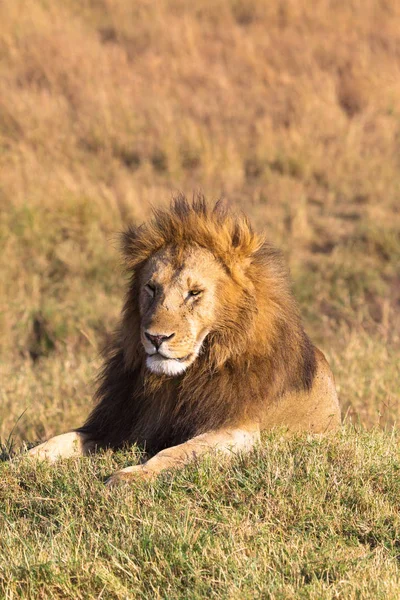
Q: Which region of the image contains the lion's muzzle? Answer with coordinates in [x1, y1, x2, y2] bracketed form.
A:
[144, 331, 175, 350]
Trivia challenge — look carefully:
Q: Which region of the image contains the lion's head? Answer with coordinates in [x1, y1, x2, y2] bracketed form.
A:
[116, 193, 312, 388]
[120, 195, 285, 378]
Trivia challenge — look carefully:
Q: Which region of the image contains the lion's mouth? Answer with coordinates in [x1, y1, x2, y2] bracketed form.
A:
[148, 351, 193, 363]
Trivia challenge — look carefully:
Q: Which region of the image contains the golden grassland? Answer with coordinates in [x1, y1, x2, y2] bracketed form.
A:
[1, 1, 400, 597]
[1, 0, 399, 442]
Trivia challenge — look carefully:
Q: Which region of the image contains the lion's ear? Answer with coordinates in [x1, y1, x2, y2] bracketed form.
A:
[231, 218, 253, 249]
[230, 217, 266, 268]
[121, 224, 138, 258]
[120, 223, 149, 270]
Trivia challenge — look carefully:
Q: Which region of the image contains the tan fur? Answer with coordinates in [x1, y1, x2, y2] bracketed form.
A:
[28, 432, 93, 461]
[29, 196, 341, 484]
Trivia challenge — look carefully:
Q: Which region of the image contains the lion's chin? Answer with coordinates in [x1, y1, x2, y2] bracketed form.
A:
[146, 354, 191, 376]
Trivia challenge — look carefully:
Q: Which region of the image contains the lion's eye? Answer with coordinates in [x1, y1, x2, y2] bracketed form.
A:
[188, 289, 202, 298]
[145, 284, 156, 297]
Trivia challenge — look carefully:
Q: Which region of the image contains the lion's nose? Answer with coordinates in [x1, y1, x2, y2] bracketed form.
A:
[145, 331, 175, 350]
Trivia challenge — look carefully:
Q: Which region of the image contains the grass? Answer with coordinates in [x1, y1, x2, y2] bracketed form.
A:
[1, 430, 400, 599]
[0, 0, 399, 597]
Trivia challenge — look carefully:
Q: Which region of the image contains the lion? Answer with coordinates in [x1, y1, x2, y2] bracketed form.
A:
[28, 196, 341, 486]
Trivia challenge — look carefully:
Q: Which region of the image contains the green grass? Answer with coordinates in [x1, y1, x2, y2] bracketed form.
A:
[1, 429, 399, 599]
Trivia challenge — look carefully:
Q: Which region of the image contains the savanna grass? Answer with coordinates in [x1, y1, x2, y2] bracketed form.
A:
[1, 430, 399, 599]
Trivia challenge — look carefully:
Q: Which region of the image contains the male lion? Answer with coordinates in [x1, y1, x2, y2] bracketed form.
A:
[29, 196, 341, 486]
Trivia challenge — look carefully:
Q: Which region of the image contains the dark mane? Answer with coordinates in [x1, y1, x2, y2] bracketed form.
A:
[77, 195, 316, 454]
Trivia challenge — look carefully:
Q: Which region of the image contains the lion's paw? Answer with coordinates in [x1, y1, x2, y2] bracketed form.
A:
[27, 440, 60, 463]
[105, 464, 155, 488]
[27, 432, 84, 462]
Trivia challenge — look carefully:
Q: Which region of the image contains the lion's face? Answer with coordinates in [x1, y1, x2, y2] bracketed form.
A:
[139, 245, 227, 376]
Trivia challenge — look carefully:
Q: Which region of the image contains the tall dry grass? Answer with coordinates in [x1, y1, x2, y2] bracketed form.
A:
[0, 0, 399, 442]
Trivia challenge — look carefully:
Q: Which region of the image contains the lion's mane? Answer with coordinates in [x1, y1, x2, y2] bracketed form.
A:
[78, 196, 316, 453]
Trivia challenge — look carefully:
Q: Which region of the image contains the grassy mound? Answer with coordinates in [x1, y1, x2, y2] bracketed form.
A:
[1, 430, 399, 599]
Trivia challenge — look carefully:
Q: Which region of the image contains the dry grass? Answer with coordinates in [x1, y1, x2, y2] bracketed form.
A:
[1, 0, 399, 440]
[0, 2, 399, 595]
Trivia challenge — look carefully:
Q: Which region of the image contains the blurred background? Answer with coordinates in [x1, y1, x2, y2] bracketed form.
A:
[0, 0, 399, 443]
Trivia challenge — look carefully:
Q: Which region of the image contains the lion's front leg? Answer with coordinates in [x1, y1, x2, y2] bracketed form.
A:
[106, 425, 260, 487]
[27, 431, 92, 462]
